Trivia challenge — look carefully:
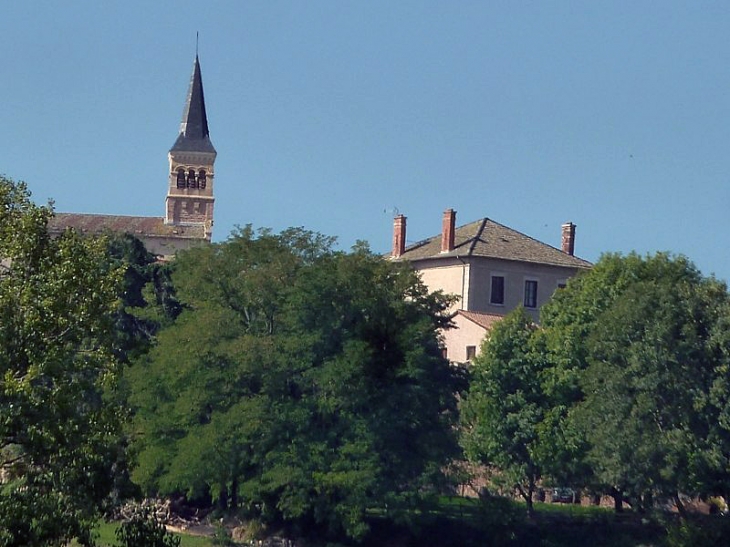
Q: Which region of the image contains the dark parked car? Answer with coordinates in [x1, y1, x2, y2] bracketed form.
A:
[551, 487, 577, 503]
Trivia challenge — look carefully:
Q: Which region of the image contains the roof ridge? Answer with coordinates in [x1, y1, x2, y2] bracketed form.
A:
[465, 218, 488, 256]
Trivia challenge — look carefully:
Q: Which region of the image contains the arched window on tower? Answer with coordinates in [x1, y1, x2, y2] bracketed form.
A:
[176, 168, 186, 189]
[198, 169, 207, 189]
[187, 169, 198, 189]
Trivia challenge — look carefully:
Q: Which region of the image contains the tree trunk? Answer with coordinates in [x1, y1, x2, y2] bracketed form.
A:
[230, 477, 239, 510]
[519, 481, 535, 517]
[218, 483, 229, 511]
[610, 487, 623, 513]
[674, 492, 687, 519]
[642, 491, 653, 512]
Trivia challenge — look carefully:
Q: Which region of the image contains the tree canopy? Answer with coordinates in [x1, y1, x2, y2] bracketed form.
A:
[567, 254, 730, 511]
[0, 176, 125, 546]
[10, 165, 730, 543]
[126, 227, 462, 540]
[460, 308, 547, 515]
[461, 252, 730, 514]
[105, 233, 181, 362]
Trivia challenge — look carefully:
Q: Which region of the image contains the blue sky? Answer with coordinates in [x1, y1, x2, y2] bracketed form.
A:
[3, 1, 729, 281]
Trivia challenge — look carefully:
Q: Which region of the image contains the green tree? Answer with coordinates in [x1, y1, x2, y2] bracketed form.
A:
[535, 254, 647, 508]
[106, 233, 181, 362]
[460, 308, 546, 515]
[541, 252, 729, 512]
[0, 176, 125, 545]
[705, 299, 730, 502]
[126, 227, 461, 541]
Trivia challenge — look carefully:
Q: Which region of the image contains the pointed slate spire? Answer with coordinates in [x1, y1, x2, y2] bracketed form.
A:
[170, 55, 216, 153]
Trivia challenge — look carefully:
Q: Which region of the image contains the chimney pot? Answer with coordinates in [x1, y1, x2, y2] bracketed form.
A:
[441, 209, 456, 253]
[561, 222, 576, 256]
[392, 214, 407, 258]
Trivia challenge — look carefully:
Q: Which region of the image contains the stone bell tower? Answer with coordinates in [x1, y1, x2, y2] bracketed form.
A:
[165, 54, 216, 240]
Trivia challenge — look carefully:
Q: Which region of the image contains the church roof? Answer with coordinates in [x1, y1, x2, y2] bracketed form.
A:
[399, 218, 592, 269]
[48, 213, 206, 240]
[170, 55, 216, 154]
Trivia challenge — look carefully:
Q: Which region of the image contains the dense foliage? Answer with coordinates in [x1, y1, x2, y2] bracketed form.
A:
[106, 233, 181, 362]
[0, 176, 125, 546]
[460, 308, 547, 515]
[115, 506, 181, 547]
[126, 227, 462, 540]
[463, 252, 730, 514]
[7, 168, 730, 544]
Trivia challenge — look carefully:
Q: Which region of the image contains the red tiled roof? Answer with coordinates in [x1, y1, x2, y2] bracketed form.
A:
[457, 310, 505, 330]
[49, 213, 206, 240]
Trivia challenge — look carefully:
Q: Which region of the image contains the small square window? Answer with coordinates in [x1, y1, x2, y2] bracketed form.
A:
[490, 275, 505, 305]
[524, 280, 538, 308]
[466, 346, 476, 361]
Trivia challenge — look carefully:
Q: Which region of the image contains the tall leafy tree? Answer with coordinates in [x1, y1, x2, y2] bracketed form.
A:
[460, 308, 546, 515]
[126, 228, 461, 541]
[0, 176, 125, 546]
[465, 253, 730, 513]
[541, 252, 729, 511]
[705, 298, 730, 502]
[528, 254, 647, 501]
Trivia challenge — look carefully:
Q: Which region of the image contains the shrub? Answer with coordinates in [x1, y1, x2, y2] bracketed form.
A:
[212, 523, 235, 547]
[115, 506, 180, 547]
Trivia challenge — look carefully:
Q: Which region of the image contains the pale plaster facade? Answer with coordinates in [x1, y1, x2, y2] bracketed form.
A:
[392, 210, 591, 363]
[416, 256, 575, 321]
[442, 311, 503, 363]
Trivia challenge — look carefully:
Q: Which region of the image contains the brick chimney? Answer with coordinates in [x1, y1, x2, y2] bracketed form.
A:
[392, 214, 406, 258]
[441, 209, 456, 253]
[561, 222, 576, 256]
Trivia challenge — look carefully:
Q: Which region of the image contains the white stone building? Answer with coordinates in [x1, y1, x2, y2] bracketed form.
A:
[390, 209, 591, 363]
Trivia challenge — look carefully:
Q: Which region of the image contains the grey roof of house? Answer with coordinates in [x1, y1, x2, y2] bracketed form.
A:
[170, 55, 216, 154]
[48, 213, 206, 240]
[399, 217, 592, 269]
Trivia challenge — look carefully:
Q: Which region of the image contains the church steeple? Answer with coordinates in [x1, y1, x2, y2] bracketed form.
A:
[170, 55, 216, 153]
[165, 54, 217, 238]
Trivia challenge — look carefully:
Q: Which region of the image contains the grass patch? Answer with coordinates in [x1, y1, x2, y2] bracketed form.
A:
[360, 495, 666, 547]
[92, 521, 118, 546]
[67, 497, 686, 547]
[533, 500, 614, 518]
[71, 521, 215, 547]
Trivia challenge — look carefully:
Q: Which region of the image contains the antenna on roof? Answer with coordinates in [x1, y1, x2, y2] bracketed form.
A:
[196, 31, 199, 56]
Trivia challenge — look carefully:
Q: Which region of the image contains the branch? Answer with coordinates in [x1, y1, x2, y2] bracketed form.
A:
[1, 453, 28, 469]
